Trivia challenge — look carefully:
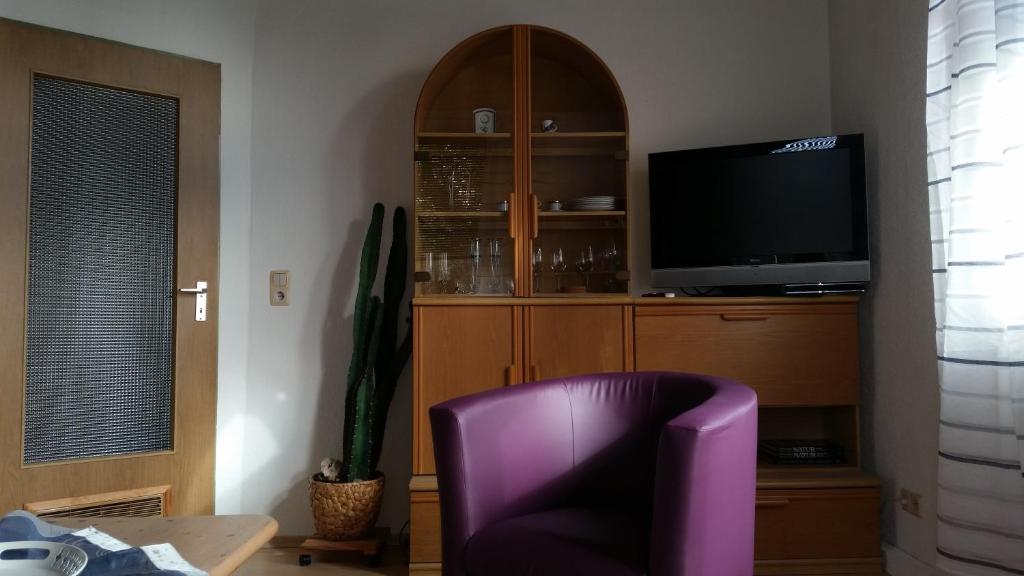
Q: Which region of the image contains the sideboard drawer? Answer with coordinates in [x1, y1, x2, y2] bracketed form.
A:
[755, 487, 880, 560]
[634, 303, 859, 406]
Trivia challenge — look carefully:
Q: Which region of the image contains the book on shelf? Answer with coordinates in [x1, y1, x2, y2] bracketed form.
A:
[759, 455, 846, 466]
[758, 439, 845, 465]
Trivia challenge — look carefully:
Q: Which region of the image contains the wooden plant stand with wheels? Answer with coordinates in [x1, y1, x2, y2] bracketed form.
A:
[297, 527, 390, 567]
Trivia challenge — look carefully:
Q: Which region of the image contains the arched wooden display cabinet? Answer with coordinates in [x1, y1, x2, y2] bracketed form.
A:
[409, 25, 634, 575]
[412, 25, 629, 298]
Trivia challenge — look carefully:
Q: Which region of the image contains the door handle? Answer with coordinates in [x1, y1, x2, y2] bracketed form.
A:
[178, 281, 208, 321]
[530, 194, 539, 239]
[719, 313, 769, 322]
[508, 192, 517, 239]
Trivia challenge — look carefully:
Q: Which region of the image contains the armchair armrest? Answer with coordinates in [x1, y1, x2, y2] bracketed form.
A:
[429, 380, 575, 576]
[649, 379, 758, 576]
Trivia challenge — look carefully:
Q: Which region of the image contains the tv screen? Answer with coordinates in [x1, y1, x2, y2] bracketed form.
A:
[649, 134, 869, 289]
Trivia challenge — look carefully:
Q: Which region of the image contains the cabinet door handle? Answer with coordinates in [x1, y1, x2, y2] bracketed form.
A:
[530, 194, 539, 239]
[508, 192, 517, 239]
[755, 498, 791, 509]
[720, 313, 770, 322]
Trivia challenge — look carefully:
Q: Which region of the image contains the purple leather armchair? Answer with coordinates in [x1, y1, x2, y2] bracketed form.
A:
[429, 371, 758, 576]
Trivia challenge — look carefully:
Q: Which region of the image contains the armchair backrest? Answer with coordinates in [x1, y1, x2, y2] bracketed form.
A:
[558, 374, 716, 513]
[430, 371, 755, 576]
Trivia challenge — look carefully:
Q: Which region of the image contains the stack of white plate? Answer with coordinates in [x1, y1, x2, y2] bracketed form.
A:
[567, 195, 618, 211]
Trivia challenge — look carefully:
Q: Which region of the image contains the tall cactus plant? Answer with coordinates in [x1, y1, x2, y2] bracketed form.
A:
[326, 203, 411, 483]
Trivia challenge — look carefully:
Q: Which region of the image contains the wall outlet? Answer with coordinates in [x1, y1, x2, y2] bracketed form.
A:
[900, 488, 922, 518]
[269, 270, 290, 306]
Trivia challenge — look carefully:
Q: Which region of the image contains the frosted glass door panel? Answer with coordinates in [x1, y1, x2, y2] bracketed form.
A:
[23, 75, 178, 464]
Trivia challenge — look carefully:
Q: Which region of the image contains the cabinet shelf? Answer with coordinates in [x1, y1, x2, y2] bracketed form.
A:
[534, 148, 626, 158]
[540, 210, 625, 217]
[532, 292, 629, 298]
[417, 132, 512, 140]
[417, 211, 506, 218]
[415, 149, 513, 160]
[533, 270, 628, 276]
[531, 132, 627, 158]
[531, 131, 626, 138]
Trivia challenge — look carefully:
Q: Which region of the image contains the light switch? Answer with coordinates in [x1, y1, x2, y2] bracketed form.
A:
[270, 270, 290, 306]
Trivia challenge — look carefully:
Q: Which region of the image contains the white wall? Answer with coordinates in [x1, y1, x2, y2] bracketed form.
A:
[0, 0, 257, 515]
[0, 0, 837, 538]
[828, 0, 940, 570]
[245, 0, 834, 534]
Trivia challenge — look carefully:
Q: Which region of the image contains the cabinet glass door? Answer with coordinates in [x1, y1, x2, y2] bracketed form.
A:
[529, 28, 628, 295]
[414, 28, 516, 297]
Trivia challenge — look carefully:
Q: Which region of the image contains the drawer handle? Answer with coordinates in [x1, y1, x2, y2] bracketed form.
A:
[755, 498, 791, 509]
[530, 194, 540, 239]
[720, 314, 770, 322]
[508, 193, 517, 239]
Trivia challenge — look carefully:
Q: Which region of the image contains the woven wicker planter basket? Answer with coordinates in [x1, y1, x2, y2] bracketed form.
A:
[309, 472, 385, 540]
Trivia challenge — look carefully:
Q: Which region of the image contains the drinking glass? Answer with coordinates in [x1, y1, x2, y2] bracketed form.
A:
[532, 246, 544, 293]
[489, 238, 502, 292]
[422, 252, 435, 294]
[576, 245, 594, 291]
[604, 240, 620, 291]
[550, 248, 566, 292]
[437, 252, 452, 294]
[468, 238, 481, 293]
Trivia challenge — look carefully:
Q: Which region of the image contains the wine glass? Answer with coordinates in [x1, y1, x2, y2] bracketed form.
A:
[468, 238, 481, 293]
[604, 240, 620, 291]
[532, 246, 544, 293]
[606, 240, 619, 271]
[489, 238, 502, 292]
[550, 248, 566, 292]
[576, 245, 594, 291]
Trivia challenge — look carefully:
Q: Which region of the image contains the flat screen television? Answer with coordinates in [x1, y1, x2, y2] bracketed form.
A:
[648, 134, 869, 291]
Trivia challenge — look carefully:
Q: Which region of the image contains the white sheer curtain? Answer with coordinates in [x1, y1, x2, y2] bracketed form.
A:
[927, 0, 1024, 573]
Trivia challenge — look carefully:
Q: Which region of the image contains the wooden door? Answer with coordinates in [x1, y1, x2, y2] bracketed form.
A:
[524, 304, 632, 381]
[527, 26, 630, 296]
[412, 27, 520, 298]
[0, 19, 219, 516]
[413, 305, 521, 474]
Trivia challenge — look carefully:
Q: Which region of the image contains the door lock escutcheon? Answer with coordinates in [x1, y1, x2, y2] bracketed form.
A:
[178, 281, 208, 321]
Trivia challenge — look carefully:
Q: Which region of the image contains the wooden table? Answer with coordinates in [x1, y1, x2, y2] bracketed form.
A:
[54, 515, 278, 576]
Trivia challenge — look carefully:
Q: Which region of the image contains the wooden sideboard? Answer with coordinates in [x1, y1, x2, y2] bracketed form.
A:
[409, 295, 881, 576]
